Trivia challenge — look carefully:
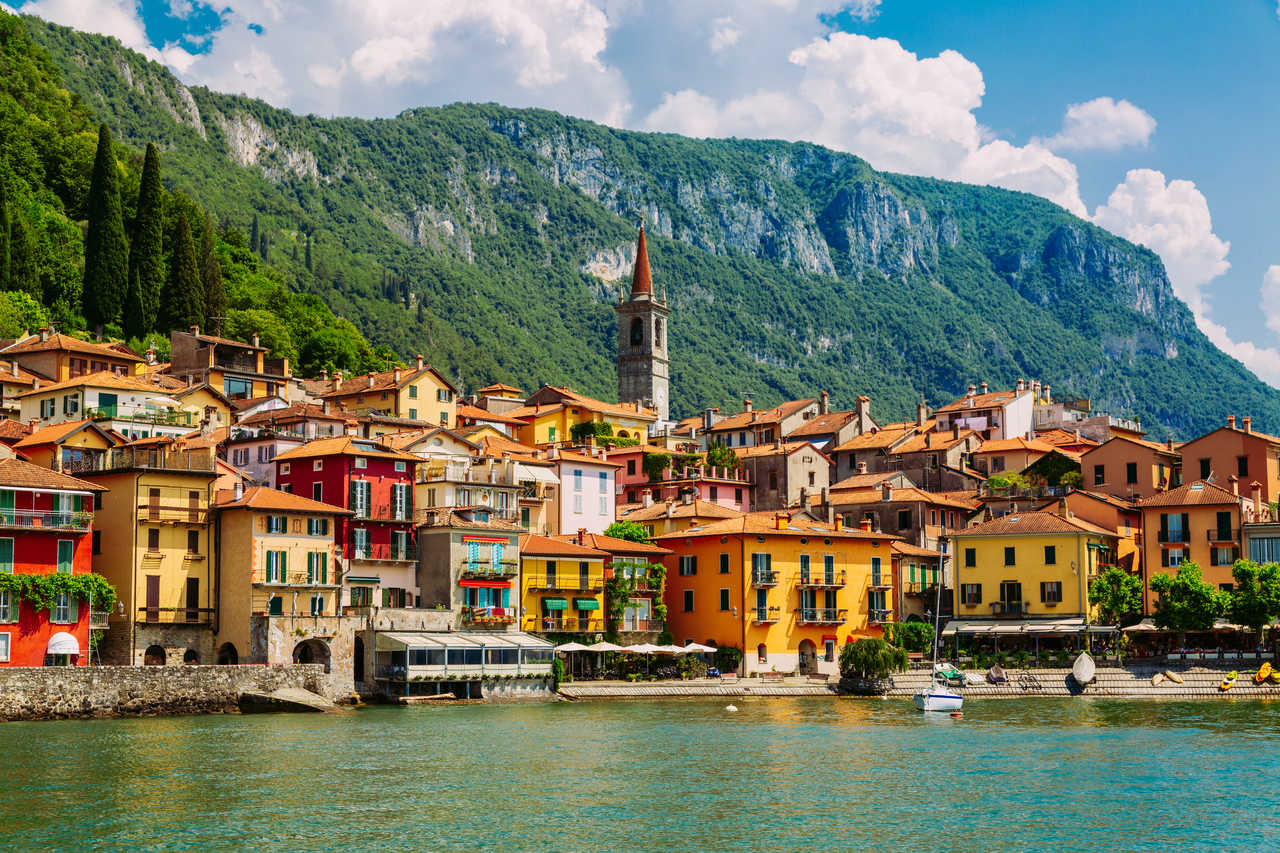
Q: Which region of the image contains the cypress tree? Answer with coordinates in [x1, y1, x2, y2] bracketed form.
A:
[82, 124, 128, 332]
[249, 214, 259, 254]
[200, 212, 225, 334]
[161, 209, 203, 332]
[8, 212, 37, 298]
[124, 142, 164, 338]
[259, 231, 268, 262]
[0, 179, 10, 291]
[305, 234, 312, 271]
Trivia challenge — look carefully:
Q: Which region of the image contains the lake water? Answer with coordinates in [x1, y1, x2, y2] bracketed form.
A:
[2, 697, 1278, 852]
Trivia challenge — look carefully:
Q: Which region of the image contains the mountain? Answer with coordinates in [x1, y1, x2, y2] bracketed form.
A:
[20, 14, 1280, 438]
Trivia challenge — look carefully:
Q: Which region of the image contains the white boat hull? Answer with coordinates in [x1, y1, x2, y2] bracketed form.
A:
[913, 690, 963, 712]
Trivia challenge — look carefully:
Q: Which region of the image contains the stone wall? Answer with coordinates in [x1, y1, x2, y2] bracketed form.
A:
[480, 677, 555, 702]
[0, 664, 329, 721]
[250, 615, 354, 696]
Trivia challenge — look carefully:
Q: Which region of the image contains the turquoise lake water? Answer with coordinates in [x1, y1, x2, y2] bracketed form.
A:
[1, 697, 1278, 852]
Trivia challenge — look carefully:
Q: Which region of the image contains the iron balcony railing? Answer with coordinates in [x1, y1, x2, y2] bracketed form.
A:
[796, 608, 847, 625]
[524, 616, 604, 633]
[91, 448, 216, 474]
[798, 570, 846, 588]
[462, 606, 517, 625]
[136, 606, 215, 625]
[869, 608, 892, 624]
[136, 503, 209, 524]
[524, 574, 605, 592]
[869, 572, 891, 589]
[350, 543, 417, 562]
[1157, 530, 1191, 544]
[620, 619, 664, 632]
[0, 510, 93, 531]
[903, 581, 939, 596]
[353, 504, 414, 522]
[459, 561, 519, 579]
[751, 569, 778, 587]
[991, 601, 1029, 617]
[752, 606, 781, 624]
[1205, 528, 1240, 543]
[89, 610, 110, 629]
[86, 406, 196, 426]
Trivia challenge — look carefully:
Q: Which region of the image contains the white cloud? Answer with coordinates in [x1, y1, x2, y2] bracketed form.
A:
[708, 17, 741, 53]
[1039, 97, 1156, 152]
[18, 0, 196, 68]
[1261, 265, 1280, 335]
[167, 0, 194, 19]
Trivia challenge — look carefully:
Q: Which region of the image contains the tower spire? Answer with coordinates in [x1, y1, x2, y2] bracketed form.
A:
[629, 224, 652, 298]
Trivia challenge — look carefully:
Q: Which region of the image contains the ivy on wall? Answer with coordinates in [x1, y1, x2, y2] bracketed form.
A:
[0, 572, 117, 613]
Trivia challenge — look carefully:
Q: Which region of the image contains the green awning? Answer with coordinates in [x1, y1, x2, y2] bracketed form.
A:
[542, 597, 568, 611]
[573, 598, 599, 610]
[345, 576, 380, 584]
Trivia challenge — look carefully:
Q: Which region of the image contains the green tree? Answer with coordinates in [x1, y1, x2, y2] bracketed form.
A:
[7, 211, 38, 297]
[839, 637, 908, 681]
[604, 520, 650, 544]
[1059, 470, 1083, 490]
[82, 124, 128, 332]
[300, 326, 357, 373]
[0, 178, 9, 290]
[304, 233, 312, 271]
[160, 209, 203, 332]
[124, 142, 164, 338]
[200, 212, 225, 334]
[1227, 559, 1280, 644]
[1149, 562, 1225, 643]
[0, 290, 49, 338]
[1089, 566, 1144, 625]
[249, 214, 259, 254]
[706, 439, 738, 469]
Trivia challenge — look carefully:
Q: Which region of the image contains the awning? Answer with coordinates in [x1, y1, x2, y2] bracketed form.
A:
[514, 463, 559, 485]
[46, 631, 80, 656]
[942, 618, 1088, 637]
[460, 579, 511, 589]
[375, 632, 436, 651]
[542, 597, 568, 611]
[345, 575, 380, 585]
[573, 598, 599, 610]
[822, 634, 839, 641]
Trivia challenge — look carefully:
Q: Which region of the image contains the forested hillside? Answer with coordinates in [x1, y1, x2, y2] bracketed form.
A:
[18, 13, 1280, 438]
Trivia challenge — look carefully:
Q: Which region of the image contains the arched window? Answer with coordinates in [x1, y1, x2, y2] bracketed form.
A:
[630, 317, 643, 346]
[143, 645, 166, 666]
[654, 318, 663, 348]
[757, 643, 767, 663]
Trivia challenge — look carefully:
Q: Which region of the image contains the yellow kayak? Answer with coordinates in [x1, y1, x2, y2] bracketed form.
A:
[1220, 670, 1238, 691]
[1257, 662, 1273, 684]
[1270, 670, 1280, 685]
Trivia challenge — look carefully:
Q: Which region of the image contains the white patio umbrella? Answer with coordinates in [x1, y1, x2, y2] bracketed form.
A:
[586, 641, 623, 652]
[683, 642, 716, 653]
[655, 645, 688, 654]
[145, 396, 181, 408]
[555, 642, 591, 652]
[623, 643, 660, 653]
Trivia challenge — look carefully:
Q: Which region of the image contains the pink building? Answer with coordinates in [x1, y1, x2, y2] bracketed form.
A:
[608, 445, 752, 512]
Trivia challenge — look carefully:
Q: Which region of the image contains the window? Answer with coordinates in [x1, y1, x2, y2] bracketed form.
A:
[266, 515, 287, 534]
[719, 589, 730, 611]
[350, 481, 371, 517]
[187, 530, 199, 554]
[964, 547, 976, 568]
[1199, 458, 1211, 480]
[1093, 464, 1105, 486]
[1210, 547, 1239, 566]
[147, 528, 160, 551]
[53, 592, 75, 624]
[1238, 456, 1249, 478]
[1044, 545, 1056, 565]
[739, 431, 747, 446]
[310, 594, 326, 616]
[354, 457, 367, 469]
[437, 387, 451, 403]
[63, 393, 80, 416]
[1000, 581, 1022, 604]
[930, 510, 937, 526]
[395, 461, 407, 472]
[0, 589, 15, 623]
[391, 483, 410, 520]
[409, 385, 418, 399]
[1125, 462, 1138, 485]
[548, 426, 556, 442]
[719, 553, 730, 574]
[961, 583, 982, 605]
[709, 486, 719, 501]
[599, 472, 609, 514]
[573, 470, 583, 491]
[1003, 547, 1015, 566]
[280, 462, 291, 475]
[897, 509, 911, 530]
[92, 531, 101, 554]
[232, 448, 248, 466]
[308, 517, 329, 536]
[313, 459, 324, 471]
[679, 555, 697, 576]
[311, 482, 323, 502]
[768, 471, 777, 490]
[683, 589, 694, 612]
[735, 488, 742, 503]
[1040, 581, 1063, 604]
[573, 494, 583, 514]
[627, 459, 636, 476]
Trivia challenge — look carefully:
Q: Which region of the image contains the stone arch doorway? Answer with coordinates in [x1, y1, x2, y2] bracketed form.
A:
[798, 639, 818, 675]
[182, 649, 200, 664]
[293, 639, 331, 673]
[143, 645, 166, 666]
[353, 637, 365, 683]
[217, 643, 239, 665]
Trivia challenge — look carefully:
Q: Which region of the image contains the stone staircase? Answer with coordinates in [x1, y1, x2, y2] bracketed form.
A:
[886, 662, 1280, 699]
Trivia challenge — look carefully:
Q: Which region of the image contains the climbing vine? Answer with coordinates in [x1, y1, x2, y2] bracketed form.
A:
[0, 572, 117, 613]
[604, 561, 667, 640]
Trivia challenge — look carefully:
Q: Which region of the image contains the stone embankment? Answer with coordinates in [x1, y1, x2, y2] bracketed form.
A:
[886, 662, 1280, 699]
[560, 678, 836, 699]
[0, 664, 332, 721]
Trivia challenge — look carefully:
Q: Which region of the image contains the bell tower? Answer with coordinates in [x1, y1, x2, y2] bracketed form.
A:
[615, 225, 671, 421]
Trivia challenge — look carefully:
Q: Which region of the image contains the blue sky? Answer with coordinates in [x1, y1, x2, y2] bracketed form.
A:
[12, 0, 1280, 385]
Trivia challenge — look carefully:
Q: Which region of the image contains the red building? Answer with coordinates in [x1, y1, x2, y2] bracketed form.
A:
[273, 436, 420, 609]
[0, 458, 104, 667]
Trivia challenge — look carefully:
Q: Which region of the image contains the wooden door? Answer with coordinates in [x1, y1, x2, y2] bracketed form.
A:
[145, 575, 159, 622]
[185, 577, 199, 623]
[148, 487, 160, 521]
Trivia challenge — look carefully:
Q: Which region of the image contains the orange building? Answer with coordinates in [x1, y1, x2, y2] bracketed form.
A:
[1080, 435, 1181, 500]
[1062, 490, 1143, 581]
[656, 513, 895, 677]
[1137, 480, 1243, 612]
[1177, 415, 1280, 505]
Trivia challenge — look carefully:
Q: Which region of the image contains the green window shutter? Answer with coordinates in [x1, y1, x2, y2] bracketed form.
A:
[307, 552, 315, 584]
[280, 551, 287, 582]
[68, 597, 79, 624]
[0, 538, 12, 573]
[319, 555, 327, 585]
[57, 540, 74, 574]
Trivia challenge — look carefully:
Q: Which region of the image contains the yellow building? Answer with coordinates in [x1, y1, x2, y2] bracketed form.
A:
[212, 484, 351, 670]
[519, 534, 607, 635]
[948, 509, 1117, 625]
[658, 513, 896, 677]
[320, 358, 458, 425]
[168, 328, 293, 402]
[507, 385, 657, 446]
[83, 444, 218, 666]
[0, 329, 144, 381]
[12, 420, 117, 472]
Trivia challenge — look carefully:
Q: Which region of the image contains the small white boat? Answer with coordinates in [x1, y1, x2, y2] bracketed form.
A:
[913, 680, 964, 712]
[1072, 651, 1096, 686]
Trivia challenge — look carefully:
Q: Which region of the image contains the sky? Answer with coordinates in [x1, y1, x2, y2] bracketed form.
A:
[10, 0, 1280, 387]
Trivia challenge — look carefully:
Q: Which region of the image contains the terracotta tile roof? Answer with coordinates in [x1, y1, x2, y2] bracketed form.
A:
[0, 420, 33, 442]
[237, 402, 353, 427]
[894, 428, 978, 454]
[516, 385, 657, 421]
[519, 533, 607, 558]
[975, 437, 1057, 454]
[733, 440, 830, 463]
[787, 410, 858, 438]
[553, 449, 623, 468]
[818, 485, 979, 511]
[552, 532, 673, 556]
[184, 330, 266, 351]
[892, 541, 943, 558]
[933, 489, 983, 504]
[1069, 489, 1139, 512]
[16, 369, 184, 399]
[2, 332, 143, 362]
[298, 377, 334, 398]
[13, 419, 114, 449]
[502, 402, 566, 420]
[1184, 424, 1280, 448]
[707, 398, 817, 432]
[416, 507, 524, 532]
[321, 364, 457, 398]
[0, 360, 47, 387]
[831, 420, 927, 453]
[829, 472, 912, 490]
[948, 510, 1115, 538]
[935, 388, 1031, 414]
[455, 404, 525, 426]
[629, 225, 653, 297]
[476, 383, 524, 396]
[621, 499, 745, 523]
[215, 485, 351, 513]
[272, 435, 420, 463]
[0, 457, 104, 491]
[1083, 435, 1180, 458]
[180, 427, 229, 451]
[653, 512, 896, 542]
[1035, 428, 1099, 448]
[381, 426, 478, 452]
[475, 434, 546, 463]
[1136, 479, 1241, 508]
[231, 395, 286, 412]
[669, 414, 703, 436]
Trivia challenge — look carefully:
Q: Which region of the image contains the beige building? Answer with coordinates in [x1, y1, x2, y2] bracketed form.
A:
[735, 441, 832, 511]
[320, 358, 459, 426]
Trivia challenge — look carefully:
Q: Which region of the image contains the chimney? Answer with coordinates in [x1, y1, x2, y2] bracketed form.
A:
[967, 384, 976, 398]
[1043, 384, 1051, 403]
[744, 398, 753, 413]
[1252, 480, 1263, 518]
[190, 325, 200, 336]
[703, 408, 716, 431]
[28, 418, 38, 432]
[1016, 378, 1025, 392]
[776, 514, 788, 531]
[798, 486, 809, 508]
[952, 423, 960, 441]
[834, 516, 843, 531]
[681, 491, 693, 505]
[320, 368, 328, 381]
[1228, 415, 1236, 430]
[393, 367, 402, 384]
[979, 381, 988, 395]
[38, 327, 49, 342]
[774, 436, 783, 450]
[1033, 380, 1041, 398]
[233, 479, 244, 500]
[1229, 474, 1239, 496]
[332, 371, 343, 392]
[366, 372, 376, 389]
[881, 481, 892, 502]
[642, 489, 653, 508]
[1057, 497, 1070, 519]
[859, 518, 872, 532]
[856, 460, 867, 474]
[1166, 437, 1174, 451]
[819, 391, 829, 415]
[665, 500, 674, 519]
[252, 332, 260, 348]
[416, 354, 424, 370]
[916, 399, 928, 427]
[146, 346, 156, 365]
[548, 446, 559, 460]
[1243, 416, 1252, 434]
[856, 395, 870, 427]
[577, 528, 587, 546]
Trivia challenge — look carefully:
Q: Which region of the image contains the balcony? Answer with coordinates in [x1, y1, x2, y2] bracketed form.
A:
[752, 606, 781, 624]
[798, 570, 846, 588]
[797, 608, 847, 625]
[461, 606, 517, 627]
[1157, 530, 1191, 544]
[903, 581, 939, 597]
[85, 447, 216, 475]
[869, 572, 891, 589]
[459, 560, 519, 580]
[751, 569, 778, 588]
[86, 406, 196, 427]
[990, 601, 1029, 618]
[869, 608, 892, 624]
[351, 543, 417, 562]
[354, 504, 414, 523]
[0, 510, 93, 532]
[136, 502, 209, 524]
[620, 618, 664, 632]
[524, 574, 604, 593]
[524, 616, 604, 633]
[1206, 528, 1240, 543]
[136, 606, 214, 625]
[90, 610, 110, 629]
